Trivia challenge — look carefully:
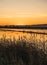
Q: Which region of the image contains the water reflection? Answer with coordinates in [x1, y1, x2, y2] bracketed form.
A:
[0, 29, 47, 53]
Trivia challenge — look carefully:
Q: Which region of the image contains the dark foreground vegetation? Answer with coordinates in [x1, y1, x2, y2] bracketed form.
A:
[0, 37, 47, 65]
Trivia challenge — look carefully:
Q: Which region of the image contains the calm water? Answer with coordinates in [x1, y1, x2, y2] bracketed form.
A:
[0, 29, 47, 52]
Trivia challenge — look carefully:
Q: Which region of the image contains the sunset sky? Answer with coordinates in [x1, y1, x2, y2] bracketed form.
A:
[0, 0, 47, 25]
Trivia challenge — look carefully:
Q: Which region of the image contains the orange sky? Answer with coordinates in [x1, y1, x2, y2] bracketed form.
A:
[0, 16, 47, 25]
[0, 0, 47, 25]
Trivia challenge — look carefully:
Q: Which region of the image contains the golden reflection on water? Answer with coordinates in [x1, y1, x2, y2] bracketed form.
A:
[0, 30, 47, 43]
[0, 30, 47, 54]
[0, 30, 47, 50]
[0, 30, 31, 41]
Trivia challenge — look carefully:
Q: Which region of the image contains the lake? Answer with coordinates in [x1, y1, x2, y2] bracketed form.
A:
[0, 29, 47, 53]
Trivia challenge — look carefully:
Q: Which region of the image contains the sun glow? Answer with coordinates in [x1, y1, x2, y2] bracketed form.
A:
[15, 21, 25, 25]
[0, 16, 47, 25]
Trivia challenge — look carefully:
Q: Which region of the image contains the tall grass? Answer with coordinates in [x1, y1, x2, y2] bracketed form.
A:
[0, 35, 47, 65]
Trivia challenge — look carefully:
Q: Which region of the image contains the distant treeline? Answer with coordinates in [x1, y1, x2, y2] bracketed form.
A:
[0, 24, 47, 29]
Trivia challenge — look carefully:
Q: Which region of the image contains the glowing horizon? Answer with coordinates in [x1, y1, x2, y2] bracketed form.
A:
[0, 0, 47, 25]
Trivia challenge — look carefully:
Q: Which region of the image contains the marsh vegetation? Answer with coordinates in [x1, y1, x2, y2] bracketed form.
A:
[0, 33, 47, 65]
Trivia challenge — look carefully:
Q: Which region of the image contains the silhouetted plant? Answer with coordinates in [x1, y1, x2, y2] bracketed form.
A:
[0, 36, 47, 65]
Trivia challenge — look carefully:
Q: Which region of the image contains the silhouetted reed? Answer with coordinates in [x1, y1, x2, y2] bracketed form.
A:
[0, 35, 47, 65]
